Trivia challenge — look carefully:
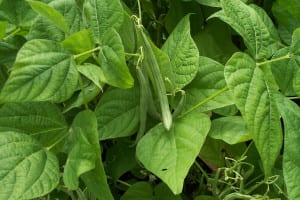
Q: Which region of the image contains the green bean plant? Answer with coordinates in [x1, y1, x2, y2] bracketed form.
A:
[0, 0, 300, 199]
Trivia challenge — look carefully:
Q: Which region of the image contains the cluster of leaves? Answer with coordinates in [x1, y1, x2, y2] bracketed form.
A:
[1, 0, 300, 199]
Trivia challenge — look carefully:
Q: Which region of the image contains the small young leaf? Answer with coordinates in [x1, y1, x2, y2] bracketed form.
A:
[276, 94, 300, 199]
[0, 102, 68, 147]
[95, 86, 140, 140]
[136, 112, 211, 194]
[77, 64, 104, 89]
[99, 28, 134, 89]
[225, 52, 282, 177]
[61, 29, 94, 63]
[84, 0, 124, 42]
[28, 0, 70, 33]
[0, 39, 78, 103]
[0, 132, 59, 199]
[63, 110, 99, 190]
[162, 15, 199, 90]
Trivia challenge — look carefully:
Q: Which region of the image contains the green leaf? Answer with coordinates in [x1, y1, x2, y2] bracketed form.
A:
[293, 68, 300, 98]
[194, 0, 220, 7]
[193, 20, 239, 64]
[121, 182, 153, 200]
[0, 102, 68, 147]
[106, 140, 137, 180]
[0, 0, 36, 27]
[182, 56, 233, 113]
[28, 0, 82, 42]
[162, 15, 199, 90]
[95, 86, 139, 140]
[63, 83, 101, 113]
[28, 0, 70, 33]
[136, 112, 210, 194]
[61, 29, 94, 64]
[77, 64, 104, 89]
[209, 116, 251, 145]
[0, 41, 19, 66]
[271, 47, 298, 96]
[210, 0, 277, 60]
[0, 39, 78, 103]
[84, 0, 124, 42]
[63, 110, 98, 190]
[290, 28, 300, 56]
[272, 0, 300, 44]
[276, 94, 300, 199]
[224, 52, 282, 177]
[121, 182, 182, 200]
[0, 21, 7, 39]
[99, 28, 134, 88]
[0, 131, 59, 199]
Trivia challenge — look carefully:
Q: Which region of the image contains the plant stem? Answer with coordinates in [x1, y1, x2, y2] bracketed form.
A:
[124, 52, 141, 57]
[181, 86, 229, 116]
[194, 161, 209, 180]
[46, 132, 70, 151]
[3, 27, 22, 41]
[137, 0, 142, 22]
[257, 54, 291, 66]
[73, 46, 102, 59]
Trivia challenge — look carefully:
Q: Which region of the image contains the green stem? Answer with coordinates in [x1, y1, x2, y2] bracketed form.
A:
[116, 179, 131, 187]
[257, 54, 291, 66]
[46, 132, 70, 151]
[124, 52, 141, 57]
[181, 86, 229, 116]
[78, 74, 89, 110]
[194, 161, 209, 181]
[3, 27, 21, 41]
[73, 46, 101, 59]
[137, 0, 142, 22]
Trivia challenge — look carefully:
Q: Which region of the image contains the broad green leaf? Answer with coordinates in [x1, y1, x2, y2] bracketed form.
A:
[0, 0, 36, 27]
[271, 47, 298, 96]
[106, 140, 137, 180]
[0, 39, 78, 103]
[84, 0, 124, 42]
[224, 52, 282, 177]
[28, 0, 70, 33]
[0, 21, 7, 39]
[95, 86, 139, 140]
[290, 28, 300, 56]
[28, 0, 82, 42]
[63, 110, 98, 190]
[162, 15, 199, 90]
[249, 4, 280, 42]
[0, 102, 68, 147]
[77, 64, 104, 89]
[61, 29, 94, 64]
[136, 112, 211, 194]
[209, 116, 251, 145]
[0, 131, 59, 199]
[210, 0, 277, 60]
[119, 12, 136, 53]
[195, 196, 218, 200]
[276, 94, 300, 199]
[153, 183, 183, 200]
[272, 0, 300, 44]
[99, 28, 134, 88]
[121, 182, 153, 200]
[182, 56, 234, 113]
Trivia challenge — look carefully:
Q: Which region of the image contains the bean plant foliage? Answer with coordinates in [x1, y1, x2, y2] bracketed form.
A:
[1, 0, 300, 199]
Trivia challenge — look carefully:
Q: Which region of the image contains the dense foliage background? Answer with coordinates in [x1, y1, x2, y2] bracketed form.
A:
[0, 0, 300, 199]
